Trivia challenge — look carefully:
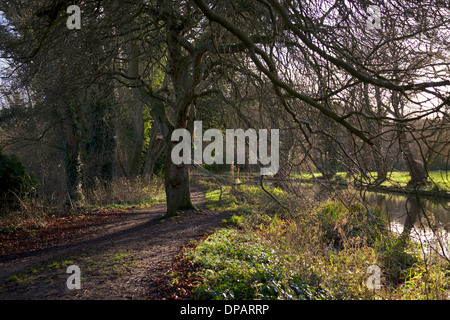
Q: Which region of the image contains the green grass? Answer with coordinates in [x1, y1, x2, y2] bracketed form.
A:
[205, 187, 239, 211]
[200, 179, 291, 215]
[375, 171, 449, 190]
[293, 171, 450, 192]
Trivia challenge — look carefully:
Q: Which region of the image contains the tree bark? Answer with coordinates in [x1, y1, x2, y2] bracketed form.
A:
[142, 124, 164, 179]
[399, 129, 427, 186]
[84, 84, 117, 197]
[60, 104, 83, 206]
[371, 86, 387, 183]
[164, 140, 194, 216]
[130, 103, 144, 177]
[391, 92, 427, 186]
[125, 8, 208, 215]
[126, 41, 195, 215]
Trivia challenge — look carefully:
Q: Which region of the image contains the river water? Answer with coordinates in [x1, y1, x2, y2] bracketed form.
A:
[362, 191, 450, 257]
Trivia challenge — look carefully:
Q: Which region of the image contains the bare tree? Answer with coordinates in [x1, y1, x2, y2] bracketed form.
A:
[194, 0, 450, 187]
[1, 0, 449, 215]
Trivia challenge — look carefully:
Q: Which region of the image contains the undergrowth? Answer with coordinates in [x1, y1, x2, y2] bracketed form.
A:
[185, 228, 328, 300]
[171, 180, 450, 300]
[0, 176, 165, 230]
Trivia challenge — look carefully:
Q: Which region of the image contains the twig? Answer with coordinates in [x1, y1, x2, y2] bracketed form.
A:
[259, 174, 290, 214]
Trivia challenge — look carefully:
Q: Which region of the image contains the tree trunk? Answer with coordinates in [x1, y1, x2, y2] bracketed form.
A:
[126, 20, 201, 216]
[399, 129, 427, 186]
[391, 92, 427, 186]
[84, 84, 117, 195]
[60, 105, 83, 206]
[391, 91, 427, 186]
[130, 103, 144, 177]
[142, 124, 165, 178]
[164, 140, 194, 216]
[62, 142, 83, 206]
[369, 86, 387, 183]
[375, 151, 388, 183]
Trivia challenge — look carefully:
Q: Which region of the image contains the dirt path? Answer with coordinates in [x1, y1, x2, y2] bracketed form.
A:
[0, 186, 232, 300]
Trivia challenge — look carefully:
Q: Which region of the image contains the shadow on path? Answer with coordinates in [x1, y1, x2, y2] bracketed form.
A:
[0, 186, 233, 300]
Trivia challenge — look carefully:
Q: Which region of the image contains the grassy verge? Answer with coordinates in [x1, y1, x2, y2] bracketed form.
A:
[169, 181, 450, 300]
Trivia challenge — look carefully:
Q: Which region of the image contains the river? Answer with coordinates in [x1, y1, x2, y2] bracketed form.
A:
[362, 191, 450, 257]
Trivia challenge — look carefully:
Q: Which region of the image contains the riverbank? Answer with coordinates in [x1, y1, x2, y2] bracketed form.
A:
[362, 184, 450, 200]
[163, 179, 450, 300]
[292, 170, 450, 199]
[221, 170, 450, 200]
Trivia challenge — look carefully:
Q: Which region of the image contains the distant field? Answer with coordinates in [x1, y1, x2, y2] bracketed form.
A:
[292, 171, 450, 192]
[211, 169, 450, 192]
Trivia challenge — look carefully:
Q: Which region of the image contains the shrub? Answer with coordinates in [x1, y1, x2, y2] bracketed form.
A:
[0, 150, 38, 205]
[315, 201, 387, 248]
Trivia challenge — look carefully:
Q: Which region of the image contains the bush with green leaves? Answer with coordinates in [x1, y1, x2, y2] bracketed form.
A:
[0, 150, 37, 204]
